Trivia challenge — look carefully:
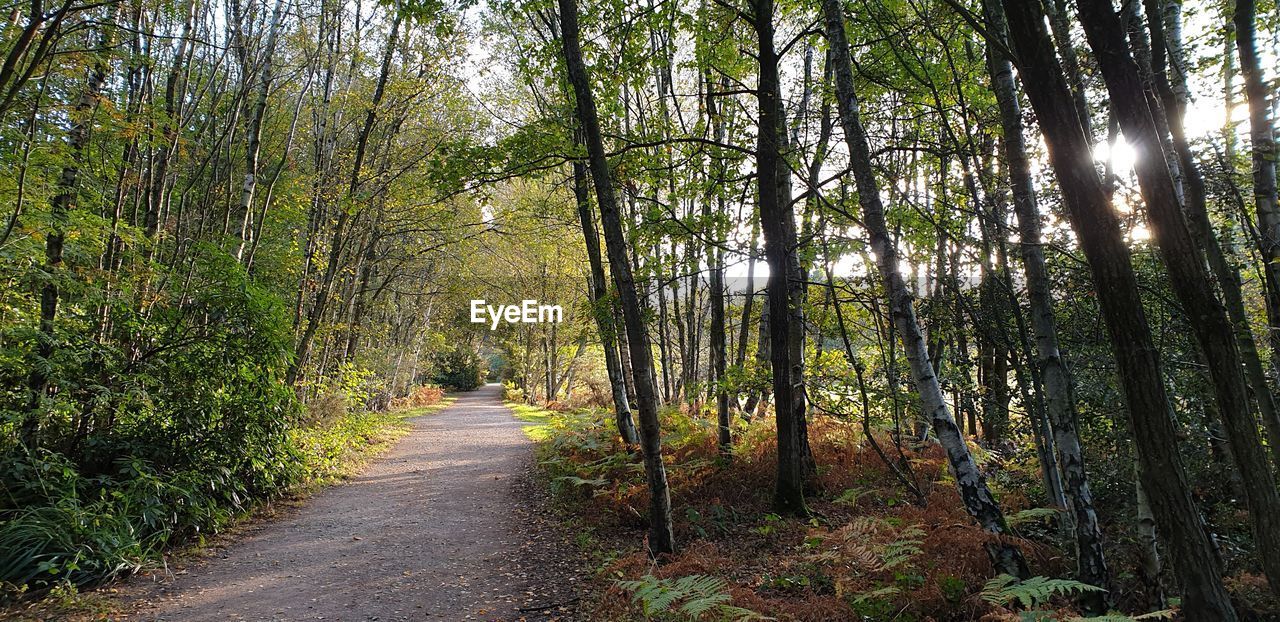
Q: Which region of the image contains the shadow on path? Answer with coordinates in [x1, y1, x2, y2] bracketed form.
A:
[122, 384, 583, 621]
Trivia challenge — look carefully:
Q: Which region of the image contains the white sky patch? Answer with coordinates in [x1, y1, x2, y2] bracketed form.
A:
[1093, 137, 1137, 175]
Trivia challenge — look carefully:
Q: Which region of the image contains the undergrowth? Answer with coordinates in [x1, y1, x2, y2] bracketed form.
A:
[518, 403, 1250, 621]
[291, 397, 453, 485]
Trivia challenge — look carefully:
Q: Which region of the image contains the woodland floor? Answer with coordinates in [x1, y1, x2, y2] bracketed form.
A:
[107, 384, 587, 621]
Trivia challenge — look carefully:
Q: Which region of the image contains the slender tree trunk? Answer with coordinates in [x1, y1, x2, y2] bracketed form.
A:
[1046, 0, 1093, 138]
[706, 74, 730, 456]
[573, 157, 638, 445]
[824, 0, 1027, 578]
[558, 334, 587, 399]
[976, 265, 1010, 446]
[735, 219, 759, 372]
[982, 0, 1109, 607]
[1234, 0, 1280, 380]
[711, 220, 729, 454]
[1000, 0, 1237, 616]
[557, 0, 675, 555]
[741, 298, 769, 420]
[1149, 0, 1280, 470]
[615, 300, 638, 403]
[234, 0, 287, 262]
[1134, 469, 1167, 611]
[655, 255, 674, 404]
[753, 0, 809, 515]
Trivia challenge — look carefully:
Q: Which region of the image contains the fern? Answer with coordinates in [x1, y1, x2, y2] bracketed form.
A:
[834, 487, 874, 508]
[849, 585, 900, 605]
[980, 574, 1107, 609]
[616, 574, 770, 621]
[879, 536, 923, 570]
[1069, 610, 1176, 622]
[554, 475, 609, 488]
[1008, 507, 1063, 527]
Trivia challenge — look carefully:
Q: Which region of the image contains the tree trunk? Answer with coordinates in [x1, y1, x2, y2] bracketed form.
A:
[655, 253, 674, 404]
[572, 157, 638, 445]
[234, 0, 286, 262]
[1234, 0, 1280, 381]
[557, 0, 675, 556]
[741, 296, 769, 420]
[752, 0, 809, 515]
[1000, 0, 1238, 616]
[706, 74, 730, 457]
[1046, 0, 1093, 138]
[982, 0, 1109, 607]
[824, 0, 1027, 578]
[1134, 469, 1167, 611]
[735, 219, 759, 372]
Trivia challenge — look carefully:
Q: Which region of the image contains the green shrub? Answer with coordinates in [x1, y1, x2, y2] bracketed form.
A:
[0, 451, 241, 596]
[502, 380, 525, 403]
[431, 345, 483, 391]
[0, 252, 301, 599]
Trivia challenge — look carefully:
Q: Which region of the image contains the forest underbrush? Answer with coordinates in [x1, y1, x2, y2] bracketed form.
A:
[515, 402, 1277, 622]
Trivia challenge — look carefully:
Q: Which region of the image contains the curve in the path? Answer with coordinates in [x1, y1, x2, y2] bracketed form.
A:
[126, 384, 582, 622]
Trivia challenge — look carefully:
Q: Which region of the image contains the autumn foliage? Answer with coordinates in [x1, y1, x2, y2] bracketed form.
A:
[526, 406, 1087, 620]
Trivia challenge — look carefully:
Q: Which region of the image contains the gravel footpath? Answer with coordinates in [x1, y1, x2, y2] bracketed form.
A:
[118, 384, 585, 621]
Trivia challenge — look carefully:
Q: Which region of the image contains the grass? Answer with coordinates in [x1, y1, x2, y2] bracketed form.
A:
[293, 397, 456, 486]
[506, 401, 561, 442]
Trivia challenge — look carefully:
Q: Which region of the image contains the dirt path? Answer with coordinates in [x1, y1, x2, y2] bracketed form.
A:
[121, 384, 584, 621]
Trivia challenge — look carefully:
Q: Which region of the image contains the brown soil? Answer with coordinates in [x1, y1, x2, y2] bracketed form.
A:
[115, 384, 585, 621]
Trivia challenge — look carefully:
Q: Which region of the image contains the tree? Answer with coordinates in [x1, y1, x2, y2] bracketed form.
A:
[752, 0, 810, 515]
[981, 0, 1109, 608]
[557, 0, 676, 556]
[824, 0, 1027, 579]
[572, 157, 639, 445]
[999, 0, 1238, 617]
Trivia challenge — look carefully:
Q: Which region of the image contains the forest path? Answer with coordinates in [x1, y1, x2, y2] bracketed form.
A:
[121, 384, 583, 621]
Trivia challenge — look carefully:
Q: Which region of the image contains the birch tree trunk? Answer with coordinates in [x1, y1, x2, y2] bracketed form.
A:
[982, 0, 1109, 609]
[234, 0, 287, 262]
[1234, 0, 1280, 380]
[824, 0, 1027, 578]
